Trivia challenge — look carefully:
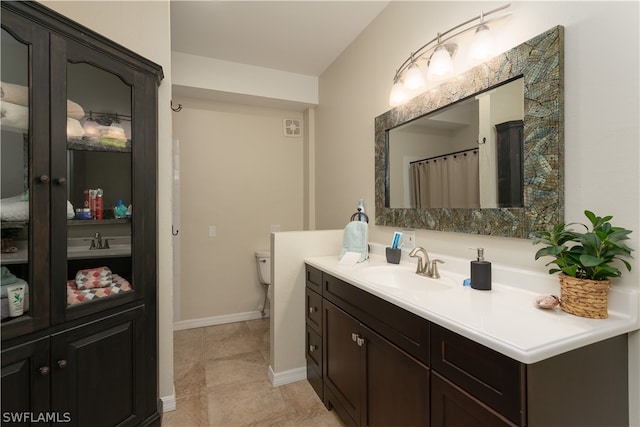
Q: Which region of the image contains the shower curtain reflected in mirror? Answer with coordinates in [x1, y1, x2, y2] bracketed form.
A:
[410, 151, 480, 208]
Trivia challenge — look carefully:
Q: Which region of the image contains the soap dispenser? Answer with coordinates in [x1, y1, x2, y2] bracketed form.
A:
[471, 248, 492, 290]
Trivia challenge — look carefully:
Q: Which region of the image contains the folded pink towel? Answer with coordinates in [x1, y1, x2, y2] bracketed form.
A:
[75, 266, 112, 290]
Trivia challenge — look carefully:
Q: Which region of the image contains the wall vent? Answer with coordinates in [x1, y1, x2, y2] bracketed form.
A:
[283, 119, 302, 137]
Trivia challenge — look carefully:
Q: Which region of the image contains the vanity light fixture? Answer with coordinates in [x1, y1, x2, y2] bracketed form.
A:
[388, 3, 511, 107]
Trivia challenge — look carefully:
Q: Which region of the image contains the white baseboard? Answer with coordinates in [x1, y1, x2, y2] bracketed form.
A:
[161, 390, 176, 413]
[173, 310, 270, 331]
[268, 364, 307, 387]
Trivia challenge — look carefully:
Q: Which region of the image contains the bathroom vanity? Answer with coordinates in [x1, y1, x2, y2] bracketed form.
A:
[305, 252, 636, 427]
[1, 2, 162, 425]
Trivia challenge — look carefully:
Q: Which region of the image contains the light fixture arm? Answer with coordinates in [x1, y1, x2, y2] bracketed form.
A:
[391, 3, 511, 83]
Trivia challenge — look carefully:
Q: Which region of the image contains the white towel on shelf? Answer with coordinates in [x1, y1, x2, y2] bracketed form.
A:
[339, 220, 369, 263]
[0, 101, 28, 133]
[67, 99, 85, 120]
[1, 81, 84, 119]
[1, 194, 76, 221]
[0, 81, 28, 106]
[67, 117, 84, 139]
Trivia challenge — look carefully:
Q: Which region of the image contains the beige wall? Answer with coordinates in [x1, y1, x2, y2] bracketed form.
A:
[270, 230, 342, 383]
[40, 0, 175, 405]
[172, 99, 304, 321]
[316, 1, 639, 423]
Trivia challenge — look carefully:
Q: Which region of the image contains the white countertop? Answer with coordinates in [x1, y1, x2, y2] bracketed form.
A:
[305, 247, 639, 364]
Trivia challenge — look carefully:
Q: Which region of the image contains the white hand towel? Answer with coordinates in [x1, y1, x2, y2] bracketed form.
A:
[67, 117, 84, 139]
[340, 221, 369, 263]
[0, 101, 28, 133]
[0, 82, 28, 106]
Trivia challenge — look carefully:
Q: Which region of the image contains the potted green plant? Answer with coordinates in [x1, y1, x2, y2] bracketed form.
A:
[533, 210, 634, 319]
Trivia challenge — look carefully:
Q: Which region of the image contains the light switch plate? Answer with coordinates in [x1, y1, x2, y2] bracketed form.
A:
[208, 225, 216, 237]
[402, 229, 415, 249]
[271, 224, 281, 233]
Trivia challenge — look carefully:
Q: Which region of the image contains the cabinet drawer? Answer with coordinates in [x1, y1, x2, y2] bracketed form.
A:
[306, 325, 323, 402]
[430, 324, 525, 426]
[306, 288, 323, 334]
[431, 372, 517, 427]
[306, 325, 323, 372]
[305, 264, 323, 295]
[323, 272, 429, 365]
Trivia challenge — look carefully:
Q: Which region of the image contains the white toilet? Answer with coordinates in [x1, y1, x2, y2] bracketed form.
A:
[255, 250, 271, 316]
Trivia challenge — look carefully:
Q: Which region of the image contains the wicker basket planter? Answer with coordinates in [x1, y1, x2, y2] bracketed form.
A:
[559, 273, 611, 319]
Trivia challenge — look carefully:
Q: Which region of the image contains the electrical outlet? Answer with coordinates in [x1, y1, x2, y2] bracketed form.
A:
[208, 225, 216, 238]
[402, 229, 416, 249]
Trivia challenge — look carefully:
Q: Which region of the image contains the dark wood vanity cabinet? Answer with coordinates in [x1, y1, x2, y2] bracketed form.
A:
[430, 324, 525, 426]
[305, 265, 324, 400]
[1, 2, 162, 425]
[323, 299, 430, 427]
[306, 265, 629, 427]
[306, 265, 430, 427]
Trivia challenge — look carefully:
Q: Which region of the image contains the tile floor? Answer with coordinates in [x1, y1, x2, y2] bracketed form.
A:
[162, 318, 345, 427]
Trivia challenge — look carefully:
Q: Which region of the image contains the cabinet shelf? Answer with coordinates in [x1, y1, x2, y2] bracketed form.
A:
[1, 221, 28, 230]
[67, 218, 131, 226]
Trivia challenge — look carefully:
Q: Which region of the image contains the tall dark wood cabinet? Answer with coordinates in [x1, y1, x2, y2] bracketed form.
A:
[1, 2, 162, 425]
[495, 120, 524, 208]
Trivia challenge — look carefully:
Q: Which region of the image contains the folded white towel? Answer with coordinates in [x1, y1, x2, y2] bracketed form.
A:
[0, 101, 28, 133]
[340, 221, 369, 263]
[1, 81, 84, 119]
[67, 117, 84, 139]
[66, 99, 85, 120]
[1, 194, 76, 221]
[0, 81, 28, 106]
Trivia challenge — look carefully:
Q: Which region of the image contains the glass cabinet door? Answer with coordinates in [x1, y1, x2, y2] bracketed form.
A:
[1, 16, 50, 337]
[49, 37, 137, 321]
[64, 61, 134, 316]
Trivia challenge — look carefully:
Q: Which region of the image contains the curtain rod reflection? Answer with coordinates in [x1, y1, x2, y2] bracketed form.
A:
[410, 147, 478, 165]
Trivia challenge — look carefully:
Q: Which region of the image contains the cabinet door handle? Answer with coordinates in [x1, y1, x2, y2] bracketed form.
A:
[57, 360, 67, 368]
[351, 333, 358, 342]
[39, 175, 50, 183]
[39, 366, 50, 376]
[356, 337, 366, 347]
[308, 306, 317, 314]
[309, 345, 317, 352]
[56, 177, 66, 185]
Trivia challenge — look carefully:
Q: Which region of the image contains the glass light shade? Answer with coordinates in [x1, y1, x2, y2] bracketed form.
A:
[469, 24, 494, 63]
[389, 80, 408, 107]
[427, 46, 454, 81]
[403, 63, 426, 91]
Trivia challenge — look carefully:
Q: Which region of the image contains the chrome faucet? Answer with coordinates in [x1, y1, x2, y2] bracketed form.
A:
[408, 247, 445, 278]
[89, 232, 110, 250]
[409, 247, 430, 275]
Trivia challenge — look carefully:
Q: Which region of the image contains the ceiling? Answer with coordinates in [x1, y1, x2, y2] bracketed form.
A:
[170, 1, 389, 77]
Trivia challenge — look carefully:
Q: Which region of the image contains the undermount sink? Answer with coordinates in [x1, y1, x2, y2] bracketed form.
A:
[358, 265, 457, 293]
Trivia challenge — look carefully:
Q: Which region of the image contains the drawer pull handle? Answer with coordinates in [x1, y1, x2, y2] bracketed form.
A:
[309, 345, 317, 352]
[57, 360, 67, 368]
[39, 366, 50, 376]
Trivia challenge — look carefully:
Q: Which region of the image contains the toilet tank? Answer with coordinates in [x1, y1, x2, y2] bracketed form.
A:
[255, 250, 271, 285]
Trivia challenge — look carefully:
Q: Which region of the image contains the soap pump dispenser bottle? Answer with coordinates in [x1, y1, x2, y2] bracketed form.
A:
[471, 248, 492, 291]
